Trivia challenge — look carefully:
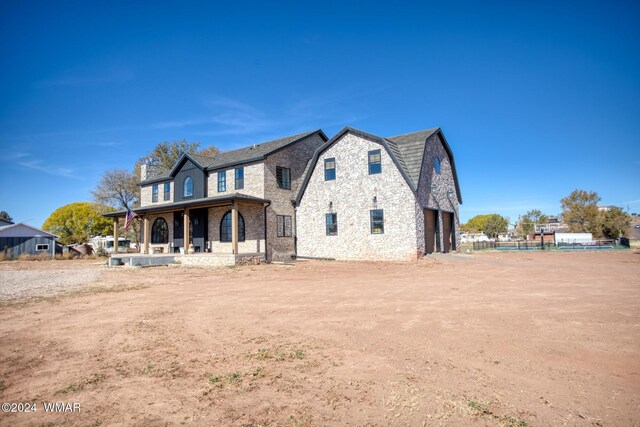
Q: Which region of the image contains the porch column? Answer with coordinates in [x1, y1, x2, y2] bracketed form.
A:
[183, 209, 190, 252]
[113, 218, 119, 254]
[231, 202, 239, 255]
[143, 216, 150, 254]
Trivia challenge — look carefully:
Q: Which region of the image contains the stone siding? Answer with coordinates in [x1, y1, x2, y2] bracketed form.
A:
[264, 133, 326, 261]
[206, 162, 265, 199]
[140, 182, 173, 207]
[296, 133, 418, 260]
[207, 203, 265, 254]
[414, 133, 461, 253]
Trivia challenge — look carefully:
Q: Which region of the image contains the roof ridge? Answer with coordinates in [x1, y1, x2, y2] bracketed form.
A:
[387, 127, 439, 141]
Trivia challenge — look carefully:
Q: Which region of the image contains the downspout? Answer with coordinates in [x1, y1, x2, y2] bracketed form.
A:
[263, 201, 271, 262]
[292, 201, 298, 259]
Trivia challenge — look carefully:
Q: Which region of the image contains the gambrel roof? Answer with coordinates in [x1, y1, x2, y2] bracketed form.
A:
[140, 130, 328, 185]
[295, 126, 462, 204]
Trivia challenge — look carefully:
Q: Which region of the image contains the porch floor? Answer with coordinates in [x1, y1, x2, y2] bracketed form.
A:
[109, 252, 265, 267]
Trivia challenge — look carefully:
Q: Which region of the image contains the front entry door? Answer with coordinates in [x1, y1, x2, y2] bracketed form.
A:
[173, 212, 184, 253]
[190, 208, 207, 253]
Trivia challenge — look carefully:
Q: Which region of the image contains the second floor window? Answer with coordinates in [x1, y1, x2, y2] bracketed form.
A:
[184, 176, 193, 198]
[325, 213, 338, 236]
[435, 156, 441, 174]
[163, 182, 170, 201]
[368, 149, 382, 174]
[324, 158, 336, 181]
[276, 166, 291, 189]
[218, 171, 226, 192]
[152, 184, 158, 203]
[235, 167, 244, 190]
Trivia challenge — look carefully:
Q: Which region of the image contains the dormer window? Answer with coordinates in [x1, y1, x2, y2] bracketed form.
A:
[184, 176, 193, 198]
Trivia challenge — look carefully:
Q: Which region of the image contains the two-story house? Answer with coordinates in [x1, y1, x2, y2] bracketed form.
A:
[105, 126, 461, 263]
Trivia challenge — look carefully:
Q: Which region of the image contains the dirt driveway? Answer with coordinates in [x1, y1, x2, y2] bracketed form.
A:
[0, 252, 639, 426]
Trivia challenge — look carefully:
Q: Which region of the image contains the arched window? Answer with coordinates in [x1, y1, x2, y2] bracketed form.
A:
[183, 176, 193, 197]
[151, 218, 169, 244]
[220, 211, 245, 242]
[434, 156, 441, 175]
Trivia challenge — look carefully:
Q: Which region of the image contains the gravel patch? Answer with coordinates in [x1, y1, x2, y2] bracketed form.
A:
[0, 268, 102, 301]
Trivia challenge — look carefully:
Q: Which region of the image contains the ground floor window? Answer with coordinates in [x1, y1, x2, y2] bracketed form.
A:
[325, 213, 338, 236]
[36, 244, 49, 251]
[220, 211, 245, 242]
[152, 218, 169, 243]
[370, 209, 384, 234]
[277, 215, 292, 237]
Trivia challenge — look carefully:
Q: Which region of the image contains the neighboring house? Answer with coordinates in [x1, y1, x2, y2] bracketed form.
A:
[0, 222, 58, 258]
[104, 126, 462, 262]
[295, 126, 462, 260]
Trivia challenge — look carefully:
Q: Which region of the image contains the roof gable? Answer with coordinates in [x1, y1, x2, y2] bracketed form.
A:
[296, 126, 463, 205]
[295, 126, 418, 204]
[0, 222, 59, 238]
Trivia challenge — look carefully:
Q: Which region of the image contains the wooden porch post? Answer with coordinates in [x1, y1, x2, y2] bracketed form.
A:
[113, 218, 119, 254]
[231, 202, 239, 255]
[143, 216, 150, 254]
[183, 209, 190, 253]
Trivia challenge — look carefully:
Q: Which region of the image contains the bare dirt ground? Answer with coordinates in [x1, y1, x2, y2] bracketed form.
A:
[0, 252, 639, 426]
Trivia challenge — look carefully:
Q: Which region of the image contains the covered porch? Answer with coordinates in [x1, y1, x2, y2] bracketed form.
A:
[104, 194, 271, 263]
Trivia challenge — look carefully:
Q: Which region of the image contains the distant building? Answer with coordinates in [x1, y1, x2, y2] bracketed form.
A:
[0, 223, 58, 258]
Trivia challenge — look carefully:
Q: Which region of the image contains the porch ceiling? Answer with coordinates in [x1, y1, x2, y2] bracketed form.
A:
[104, 193, 270, 218]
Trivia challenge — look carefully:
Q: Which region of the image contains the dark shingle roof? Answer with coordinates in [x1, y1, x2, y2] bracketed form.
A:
[386, 128, 439, 185]
[140, 130, 326, 184]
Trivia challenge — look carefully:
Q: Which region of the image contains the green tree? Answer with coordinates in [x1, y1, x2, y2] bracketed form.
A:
[483, 214, 509, 239]
[43, 202, 114, 245]
[517, 209, 549, 238]
[560, 189, 602, 236]
[462, 214, 493, 233]
[601, 206, 631, 239]
[0, 211, 13, 223]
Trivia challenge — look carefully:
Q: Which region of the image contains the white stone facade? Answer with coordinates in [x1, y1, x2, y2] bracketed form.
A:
[296, 133, 419, 260]
[207, 203, 265, 254]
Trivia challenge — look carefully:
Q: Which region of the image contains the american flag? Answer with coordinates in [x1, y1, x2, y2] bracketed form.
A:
[124, 207, 140, 231]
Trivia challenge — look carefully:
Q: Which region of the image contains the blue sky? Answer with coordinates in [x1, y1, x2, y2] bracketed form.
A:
[1, 0, 639, 227]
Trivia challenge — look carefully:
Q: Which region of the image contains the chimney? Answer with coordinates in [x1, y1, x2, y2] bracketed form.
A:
[140, 164, 148, 181]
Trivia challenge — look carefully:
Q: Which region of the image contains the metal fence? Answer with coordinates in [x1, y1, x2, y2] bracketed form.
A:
[472, 239, 619, 251]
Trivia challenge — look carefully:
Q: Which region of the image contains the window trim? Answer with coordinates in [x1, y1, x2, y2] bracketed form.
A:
[183, 176, 193, 198]
[152, 184, 158, 203]
[324, 157, 336, 181]
[325, 213, 338, 236]
[368, 149, 382, 175]
[163, 182, 170, 201]
[435, 156, 441, 175]
[277, 215, 292, 237]
[218, 171, 226, 192]
[235, 167, 244, 190]
[36, 244, 49, 251]
[276, 166, 291, 190]
[370, 209, 384, 234]
[151, 218, 169, 244]
[220, 211, 246, 242]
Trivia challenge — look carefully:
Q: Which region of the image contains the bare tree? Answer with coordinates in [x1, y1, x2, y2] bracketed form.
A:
[92, 169, 139, 209]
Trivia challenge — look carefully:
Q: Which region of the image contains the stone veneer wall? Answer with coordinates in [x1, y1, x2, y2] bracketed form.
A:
[264, 133, 326, 261]
[296, 133, 418, 260]
[206, 162, 265, 199]
[140, 182, 173, 207]
[207, 204, 265, 254]
[414, 133, 460, 253]
[146, 212, 174, 254]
